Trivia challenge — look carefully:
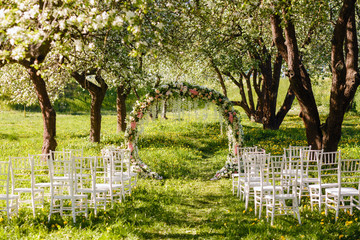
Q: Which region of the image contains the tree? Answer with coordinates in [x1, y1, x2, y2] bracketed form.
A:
[164, 0, 295, 129]
[270, 0, 359, 151]
[0, 0, 119, 152]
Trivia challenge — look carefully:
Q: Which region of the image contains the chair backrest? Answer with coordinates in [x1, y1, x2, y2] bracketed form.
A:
[73, 156, 96, 192]
[237, 146, 258, 157]
[48, 153, 75, 195]
[284, 145, 311, 162]
[93, 156, 112, 186]
[9, 156, 34, 190]
[64, 149, 83, 158]
[269, 155, 287, 189]
[283, 146, 310, 176]
[318, 151, 341, 185]
[271, 154, 299, 195]
[338, 158, 360, 189]
[30, 154, 52, 184]
[236, 147, 262, 173]
[50, 150, 73, 175]
[300, 149, 323, 179]
[243, 151, 267, 181]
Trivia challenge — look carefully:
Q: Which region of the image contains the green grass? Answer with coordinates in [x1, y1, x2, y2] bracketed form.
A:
[1, 110, 360, 239]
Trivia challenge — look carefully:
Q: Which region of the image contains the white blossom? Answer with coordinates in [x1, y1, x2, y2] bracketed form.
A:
[112, 16, 124, 26]
[11, 45, 26, 60]
[126, 11, 135, 19]
[74, 39, 83, 51]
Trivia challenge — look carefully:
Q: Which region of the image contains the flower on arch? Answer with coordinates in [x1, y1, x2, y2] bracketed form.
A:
[124, 82, 244, 179]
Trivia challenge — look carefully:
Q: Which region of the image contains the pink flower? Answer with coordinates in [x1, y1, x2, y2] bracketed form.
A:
[189, 88, 199, 96]
[128, 142, 134, 152]
[234, 145, 239, 155]
[155, 89, 160, 94]
[229, 112, 233, 124]
[131, 121, 136, 130]
[137, 111, 143, 119]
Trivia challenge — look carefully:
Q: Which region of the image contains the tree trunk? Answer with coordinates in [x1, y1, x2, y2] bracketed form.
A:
[271, 13, 322, 149]
[210, 57, 228, 97]
[270, 0, 358, 151]
[322, 0, 359, 152]
[28, 66, 57, 154]
[162, 99, 168, 119]
[117, 85, 130, 132]
[71, 70, 108, 143]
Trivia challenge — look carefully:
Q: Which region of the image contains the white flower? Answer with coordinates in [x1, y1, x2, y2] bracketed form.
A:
[6, 26, 22, 37]
[88, 42, 95, 49]
[11, 45, 25, 60]
[157, 22, 164, 29]
[74, 40, 82, 51]
[102, 11, 109, 22]
[126, 11, 135, 19]
[112, 16, 123, 26]
[58, 20, 66, 30]
[67, 16, 77, 24]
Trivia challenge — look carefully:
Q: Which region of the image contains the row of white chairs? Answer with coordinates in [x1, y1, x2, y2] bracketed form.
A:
[232, 146, 360, 225]
[0, 148, 137, 223]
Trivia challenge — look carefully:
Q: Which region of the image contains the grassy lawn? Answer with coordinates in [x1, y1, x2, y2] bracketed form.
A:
[0, 110, 360, 239]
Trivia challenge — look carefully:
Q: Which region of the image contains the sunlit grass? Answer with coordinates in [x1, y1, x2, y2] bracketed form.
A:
[0, 110, 360, 239]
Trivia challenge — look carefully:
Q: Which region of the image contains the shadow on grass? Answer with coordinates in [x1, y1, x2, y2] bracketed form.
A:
[0, 133, 19, 141]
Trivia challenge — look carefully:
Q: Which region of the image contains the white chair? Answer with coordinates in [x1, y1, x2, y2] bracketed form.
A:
[309, 151, 340, 211]
[74, 156, 107, 216]
[48, 155, 88, 223]
[232, 146, 258, 196]
[9, 156, 44, 217]
[111, 149, 132, 199]
[282, 146, 311, 191]
[297, 149, 323, 202]
[64, 148, 83, 158]
[264, 155, 301, 225]
[254, 155, 283, 219]
[30, 154, 63, 199]
[325, 158, 360, 221]
[238, 150, 266, 201]
[242, 152, 268, 210]
[94, 156, 124, 206]
[0, 160, 19, 218]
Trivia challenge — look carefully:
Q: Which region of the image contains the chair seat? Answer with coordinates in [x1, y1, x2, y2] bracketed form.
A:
[112, 175, 131, 181]
[96, 183, 123, 189]
[265, 194, 296, 200]
[0, 194, 19, 200]
[53, 176, 72, 181]
[253, 185, 282, 191]
[14, 188, 43, 193]
[78, 188, 108, 194]
[309, 183, 338, 189]
[35, 182, 63, 187]
[301, 177, 319, 183]
[326, 187, 359, 196]
[53, 194, 88, 199]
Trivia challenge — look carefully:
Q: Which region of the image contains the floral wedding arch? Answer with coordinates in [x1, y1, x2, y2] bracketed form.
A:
[124, 82, 244, 180]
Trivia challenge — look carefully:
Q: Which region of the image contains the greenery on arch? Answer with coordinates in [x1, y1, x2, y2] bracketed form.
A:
[124, 82, 244, 179]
